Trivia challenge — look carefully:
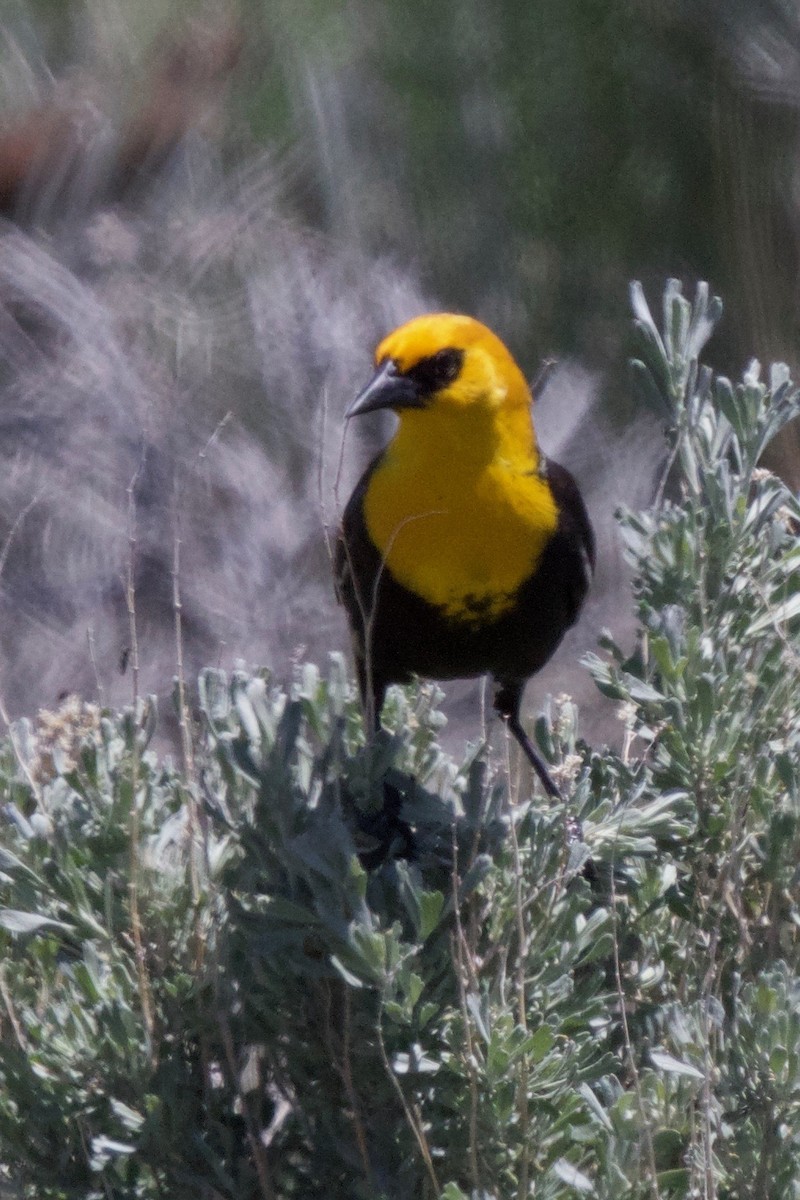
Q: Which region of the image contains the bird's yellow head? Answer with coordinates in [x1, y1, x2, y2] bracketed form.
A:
[346, 313, 532, 421]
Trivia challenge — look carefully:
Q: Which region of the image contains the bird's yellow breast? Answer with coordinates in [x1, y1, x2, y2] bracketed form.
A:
[363, 404, 559, 621]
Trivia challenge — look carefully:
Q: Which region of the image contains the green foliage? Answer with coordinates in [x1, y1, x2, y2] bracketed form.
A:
[2, 281, 800, 1197]
[201, 660, 619, 1198]
[0, 699, 203, 1198]
[586, 280, 800, 1196]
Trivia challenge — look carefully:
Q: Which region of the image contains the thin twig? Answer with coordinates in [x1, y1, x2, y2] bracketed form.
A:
[197, 410, 233, 463]
[531, 356, 558, 397]
[479, 675, 488, 748]
[172, 504, 206, 940]
[653, 436, 680, 511]
[450, 824, 482, 1193]
[172, 487, 195, 783]
[86, 626, 106, 708]
[0, 967, 26, 1050]
[317, 384, 336, 566]
[217, 1004, 276, 1199]
[338, 986, 375, 1192]
[125, 466, 143, 713]
[609, 847, 661, 1200]
[124, 457, 156, 1061]
[376, 1006, 441, 1196]
[0, 491, 41, 584]
[695, 760, 751, 1200]
[332, 412, 350, 515]
[503, 731, 531, 1200]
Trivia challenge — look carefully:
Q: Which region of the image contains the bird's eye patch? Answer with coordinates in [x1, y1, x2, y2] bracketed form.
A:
[405, 348, 464, 394]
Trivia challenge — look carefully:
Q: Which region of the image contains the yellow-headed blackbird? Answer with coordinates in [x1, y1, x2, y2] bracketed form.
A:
[336, 313, 594, 799]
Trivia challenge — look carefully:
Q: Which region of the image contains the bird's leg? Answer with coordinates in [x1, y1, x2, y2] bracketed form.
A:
[495, 682, 590, 863]
[356, 655, 386, 735]
[367, 682, 386, 738]
[493, 681, 562, 801]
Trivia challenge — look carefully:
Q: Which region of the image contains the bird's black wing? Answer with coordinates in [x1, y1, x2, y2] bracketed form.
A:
[334, 453, 388, 715]
[543, 458, 595, 626]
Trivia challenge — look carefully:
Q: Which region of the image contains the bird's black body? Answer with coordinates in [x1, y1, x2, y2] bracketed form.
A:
[336, 452, 595, 742]
[336, 311, 595, 804]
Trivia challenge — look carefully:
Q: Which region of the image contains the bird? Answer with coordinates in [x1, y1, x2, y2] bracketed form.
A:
[335, 313, 595, 801]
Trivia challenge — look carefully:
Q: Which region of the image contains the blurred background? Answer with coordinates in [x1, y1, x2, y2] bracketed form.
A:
[1, 0, 799, 744]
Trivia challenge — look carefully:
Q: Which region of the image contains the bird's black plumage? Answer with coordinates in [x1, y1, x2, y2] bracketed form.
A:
[336, 454, 594, 723]
[335, 313, 595, 802]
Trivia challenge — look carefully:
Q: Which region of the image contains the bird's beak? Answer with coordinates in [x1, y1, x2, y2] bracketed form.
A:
[345, 358, 424, 418]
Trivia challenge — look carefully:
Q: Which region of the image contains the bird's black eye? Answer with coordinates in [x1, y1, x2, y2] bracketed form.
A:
[405, 347, 464, 395]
